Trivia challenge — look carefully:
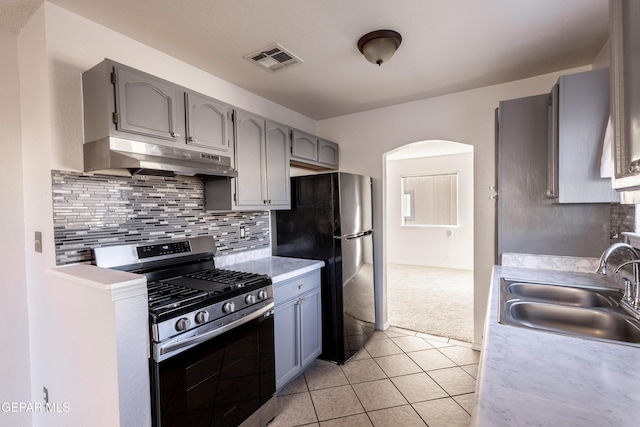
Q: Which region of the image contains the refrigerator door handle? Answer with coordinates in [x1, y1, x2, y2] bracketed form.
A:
[334, 230, 373, 240]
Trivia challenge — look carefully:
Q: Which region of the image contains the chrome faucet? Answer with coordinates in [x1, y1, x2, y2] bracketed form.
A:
[596, 242, 640, 311]
[596, 242, 640, 274]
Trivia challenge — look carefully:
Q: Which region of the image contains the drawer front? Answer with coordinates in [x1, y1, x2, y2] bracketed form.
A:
[274, 271, 321, 305]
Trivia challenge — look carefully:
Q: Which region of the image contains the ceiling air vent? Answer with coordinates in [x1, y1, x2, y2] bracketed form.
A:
[244, 43, 303, 72]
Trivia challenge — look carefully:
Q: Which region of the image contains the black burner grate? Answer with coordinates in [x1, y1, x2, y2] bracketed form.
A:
[186, 269, 266, 288]
[147, 281, 208, 312]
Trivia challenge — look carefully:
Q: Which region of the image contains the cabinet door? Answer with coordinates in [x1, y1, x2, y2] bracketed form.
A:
[291, 130, 318, 162]
[274, 298, 300, 390]
[234, 111, 266, 207]
[556, 69, 618, 203]
[114, 67, 183, 142]
[185, 92, 232, 155]
[611, 0, 640, 190]
[265, 121, 291, 208]
[317, 139, 339, 168]
[299, 289, 322, 369]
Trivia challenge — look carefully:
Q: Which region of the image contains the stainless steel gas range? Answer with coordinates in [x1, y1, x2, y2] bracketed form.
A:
[94, 235, 277, 427]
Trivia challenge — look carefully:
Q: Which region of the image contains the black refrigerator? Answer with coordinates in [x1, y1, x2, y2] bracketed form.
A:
[275, 172, 375, 364]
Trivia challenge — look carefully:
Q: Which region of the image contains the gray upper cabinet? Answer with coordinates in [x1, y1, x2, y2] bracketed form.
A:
[185, 92, 232, 155]
[610, 0, 640, 190]
[114, 67, 183, 142]
[291, 130, 339, 170]
[317, 139, 340, 168]
[235, 112, 265, 207]
[546, 68, 619, 203]
[291, 130, 318, 162]
[233, 111, 290, 210]
[265, 121, 291, 206]
[83, 59, 233, 162]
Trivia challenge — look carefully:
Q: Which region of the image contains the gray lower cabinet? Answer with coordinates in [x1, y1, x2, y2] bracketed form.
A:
[233, 111, 290, 209]
[274, 270, 322, 390]
[291, 130, 339, 170]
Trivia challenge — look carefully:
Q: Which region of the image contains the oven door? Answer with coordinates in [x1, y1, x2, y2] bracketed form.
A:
[150, 305, 276, 427]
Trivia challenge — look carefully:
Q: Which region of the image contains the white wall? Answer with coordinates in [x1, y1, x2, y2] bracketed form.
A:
[0, 28, 32, 427]
[386, 152, 474, 270]
[318, 64, 590, 344]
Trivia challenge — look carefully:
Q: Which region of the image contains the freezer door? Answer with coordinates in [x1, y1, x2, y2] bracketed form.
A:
[336, 173, 373, 237]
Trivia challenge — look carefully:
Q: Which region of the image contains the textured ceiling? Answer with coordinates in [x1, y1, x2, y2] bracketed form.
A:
[0, 0, 42, 34]
[4, 0, 609, 120]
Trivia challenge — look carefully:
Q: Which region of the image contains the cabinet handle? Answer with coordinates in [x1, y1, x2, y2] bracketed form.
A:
[298, 284, 304, 290]
[171, 132, 180, 138]
[188, 136, 198, 142]
[629, 159, 640, 175]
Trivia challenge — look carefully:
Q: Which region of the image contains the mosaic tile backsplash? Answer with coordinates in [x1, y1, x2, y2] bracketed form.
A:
[610, 203, 636, 243]
[52, 170, 270, 265]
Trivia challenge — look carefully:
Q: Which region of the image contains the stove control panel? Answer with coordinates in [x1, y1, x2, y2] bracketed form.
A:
[138, 241, 191, 259]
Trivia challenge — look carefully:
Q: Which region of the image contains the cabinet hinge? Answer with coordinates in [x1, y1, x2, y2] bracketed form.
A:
[112, 112, 118, 124]
[110, 71, 117, 85]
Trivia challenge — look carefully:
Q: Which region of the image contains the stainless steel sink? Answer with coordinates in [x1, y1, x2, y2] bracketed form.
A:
[499, 279, 640, 347]
[502, 301, 640, 345]
[502, 281, 621, 308]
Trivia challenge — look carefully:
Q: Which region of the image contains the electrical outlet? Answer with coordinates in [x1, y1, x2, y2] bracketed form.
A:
[239, 226, 246, 239]
[43, 386, 48, 403]
[35, 231, 42, 253]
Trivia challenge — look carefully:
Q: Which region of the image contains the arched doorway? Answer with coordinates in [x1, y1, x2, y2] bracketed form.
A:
[384, 140, 474, 342]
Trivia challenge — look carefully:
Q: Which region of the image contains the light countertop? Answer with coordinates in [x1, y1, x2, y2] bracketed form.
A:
[473, 265, 640, 427]
[225, 256, 324, 283]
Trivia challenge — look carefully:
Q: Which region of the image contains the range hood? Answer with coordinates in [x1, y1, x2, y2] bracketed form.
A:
[83, 137, 238, 178]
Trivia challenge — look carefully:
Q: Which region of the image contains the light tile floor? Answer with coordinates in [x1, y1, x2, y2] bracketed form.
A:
[268, 326, 478, 427]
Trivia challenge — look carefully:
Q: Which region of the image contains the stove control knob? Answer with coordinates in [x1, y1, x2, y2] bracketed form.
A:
[175, 317, 191, 332]
[223, 301, 236, 313]
[257, 290, 268, 301]
[245, 294, 256, 305]
[195, 311, 210, 324]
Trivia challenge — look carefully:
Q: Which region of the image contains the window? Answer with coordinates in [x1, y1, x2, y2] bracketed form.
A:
[401, 173, 458, 226]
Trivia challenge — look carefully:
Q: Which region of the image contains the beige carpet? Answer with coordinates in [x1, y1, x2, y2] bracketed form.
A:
[387, 263, 474, 343]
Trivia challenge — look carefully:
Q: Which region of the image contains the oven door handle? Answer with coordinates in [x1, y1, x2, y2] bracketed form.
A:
[157, 302, 274, 360]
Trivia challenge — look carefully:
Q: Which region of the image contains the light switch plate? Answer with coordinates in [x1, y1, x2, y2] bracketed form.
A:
[35, 231, 42, 253]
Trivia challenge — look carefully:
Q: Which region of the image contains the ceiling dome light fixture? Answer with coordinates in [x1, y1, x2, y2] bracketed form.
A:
[357, 30, 402, 66]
